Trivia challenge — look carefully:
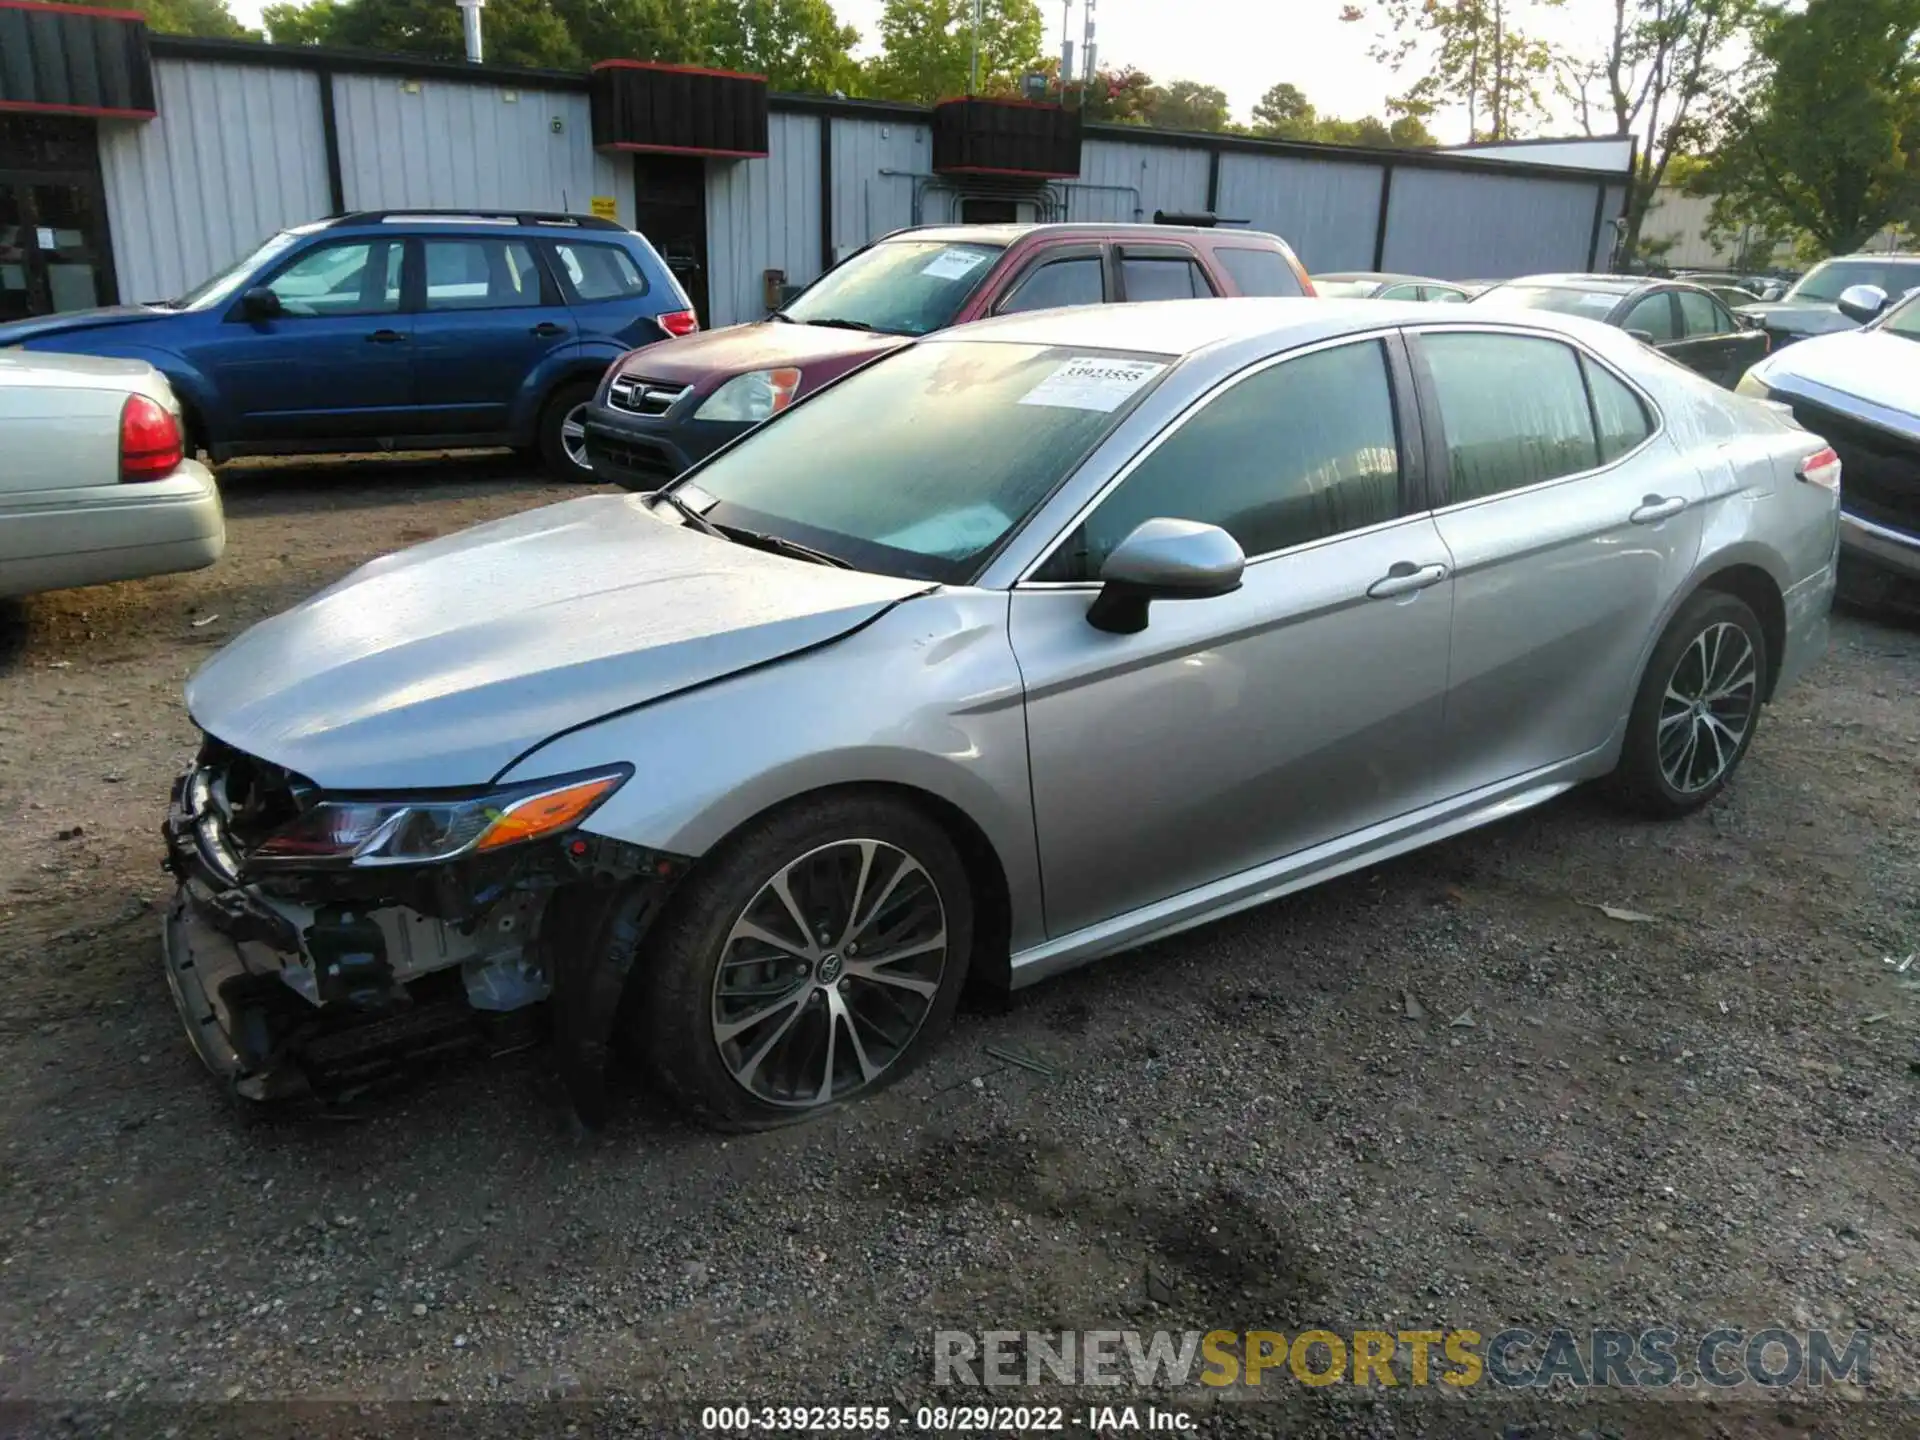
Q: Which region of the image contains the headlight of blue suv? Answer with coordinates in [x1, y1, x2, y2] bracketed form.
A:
[694, 368, 802, 423]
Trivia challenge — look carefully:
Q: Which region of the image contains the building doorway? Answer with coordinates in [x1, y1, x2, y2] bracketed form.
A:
[632, 152, 709, 326]
[0, 115, 116, 318]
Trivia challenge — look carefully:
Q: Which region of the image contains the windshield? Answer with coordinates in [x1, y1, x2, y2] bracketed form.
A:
[172, 230, 306, 309]
[1311, 279, 1379, 298]
[1787, 258, 1920, 304]
[1476, 284, 1624, 319]
[672, 340, 1173, 582]
[779, 240, 1005, 336]
[1878, 290, 1920, 339]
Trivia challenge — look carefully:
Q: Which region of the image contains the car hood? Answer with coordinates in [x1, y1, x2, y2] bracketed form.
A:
[1735, 300, 1858, 338]
[1757, 329, 1920, 437]
[186, 494, 934, 791]
[612, 320, 903, 387]
[0, 305, 173, 347]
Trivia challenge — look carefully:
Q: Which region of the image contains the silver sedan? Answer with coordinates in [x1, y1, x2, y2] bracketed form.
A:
[163, 299, 1839, 1127]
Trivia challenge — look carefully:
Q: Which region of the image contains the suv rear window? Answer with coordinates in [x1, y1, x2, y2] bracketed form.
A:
[1215, 247, 1305, 297]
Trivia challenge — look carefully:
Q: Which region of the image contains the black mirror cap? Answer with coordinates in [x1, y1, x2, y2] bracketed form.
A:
[239, 286, 281, 319]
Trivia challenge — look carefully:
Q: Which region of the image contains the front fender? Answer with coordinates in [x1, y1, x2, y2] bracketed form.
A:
[497, 590, 1047, 952]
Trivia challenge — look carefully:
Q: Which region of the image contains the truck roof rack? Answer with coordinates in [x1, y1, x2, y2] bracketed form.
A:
[326, 210, 626, 231]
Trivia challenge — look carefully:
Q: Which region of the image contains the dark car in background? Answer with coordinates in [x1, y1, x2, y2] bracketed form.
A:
[1310, 271, 1472, 303]
[1735, 254, 1920, 349]
[581, 222, 1315, 491]
[0, 211, 695, 480]
[1473, 273, 1769, 388]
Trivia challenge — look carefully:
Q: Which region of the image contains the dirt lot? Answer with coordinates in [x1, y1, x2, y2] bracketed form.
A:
[1, 458, 1918, 1438]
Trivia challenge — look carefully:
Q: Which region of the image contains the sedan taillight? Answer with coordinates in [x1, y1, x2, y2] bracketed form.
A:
[1796, 445, 1841, 493]
[120, 394, 183, 483]
[659, 309, 699, 338]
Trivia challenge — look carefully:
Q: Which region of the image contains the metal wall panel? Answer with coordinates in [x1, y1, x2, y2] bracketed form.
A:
[331, 73, 629, 225]
[705, 110, 821, 328]
[96, 58, 329, 305]
[1380, 166, 1597, 280]
[1064, 138, 1206, 222]
[827, 116, 929, 259]
[1216, 152, 1384, 272]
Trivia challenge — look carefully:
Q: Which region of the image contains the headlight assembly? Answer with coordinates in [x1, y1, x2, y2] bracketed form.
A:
[694, 368, 802, 423]
[248, 767, 630, 869]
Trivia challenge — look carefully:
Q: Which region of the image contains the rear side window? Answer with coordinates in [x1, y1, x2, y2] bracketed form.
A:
[550, 241, 649, 302]
[1623, 292, 1678, 342]
[1039, 338, 1403, 579]
[1419, 332, 1600, 502]
[999, 255, 1105, 314]
[1677, 289, 1728, 337]
[1584, 357, 1655, 463]
[1121, 255, 1214, 301]
[422, 238, 543, 311]
[1215, 247, 1305, 297]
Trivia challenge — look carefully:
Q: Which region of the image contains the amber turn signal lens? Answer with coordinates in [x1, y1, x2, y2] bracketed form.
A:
[474, 775, 622, 852]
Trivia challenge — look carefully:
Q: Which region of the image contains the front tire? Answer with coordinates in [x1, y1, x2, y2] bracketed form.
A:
[1607, 589, 1768, 817]
[634, 794, 973, 1130]
[538, 380, 599, 483]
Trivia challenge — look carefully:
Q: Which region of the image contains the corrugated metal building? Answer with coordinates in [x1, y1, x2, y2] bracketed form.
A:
[2, 8, 1632, 328]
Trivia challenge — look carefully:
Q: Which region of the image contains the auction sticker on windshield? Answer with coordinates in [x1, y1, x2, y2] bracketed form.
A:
[921, 248, 990, 280]
[1019, 356, 1168, 412]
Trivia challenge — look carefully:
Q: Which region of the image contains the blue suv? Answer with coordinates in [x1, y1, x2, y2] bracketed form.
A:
[0, 211, 696, 480]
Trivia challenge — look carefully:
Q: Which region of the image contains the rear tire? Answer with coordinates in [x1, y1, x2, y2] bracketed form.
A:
[1606, 589, 1768, 818]
[537, 380, 599, 483]
[633, 794, 973, 1131]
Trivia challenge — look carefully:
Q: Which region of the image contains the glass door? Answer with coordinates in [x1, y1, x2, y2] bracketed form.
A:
[0, 176, 111, 317]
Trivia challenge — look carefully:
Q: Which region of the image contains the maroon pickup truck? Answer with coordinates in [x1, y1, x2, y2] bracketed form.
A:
[581, 221, 1314, 489]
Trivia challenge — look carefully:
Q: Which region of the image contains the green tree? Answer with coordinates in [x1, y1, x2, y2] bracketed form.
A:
[1696, 0, 1920, 256]
[1342, 0, 1562, 141]
[703, 0, 860, 91]
[1249, 81, 1437, 146]
[1075, 64, 1158, 124]
[1148, 78, 1230, 131]
[547, 0, 708, 67]
[1251, 81, 1317, 138]
[263, 0, 583, 66]
[861, 0, 1046, 104]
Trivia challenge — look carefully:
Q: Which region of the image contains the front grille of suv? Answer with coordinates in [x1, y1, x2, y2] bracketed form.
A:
[607, 376, 691, 418]
[1787, 396, 1920, 534]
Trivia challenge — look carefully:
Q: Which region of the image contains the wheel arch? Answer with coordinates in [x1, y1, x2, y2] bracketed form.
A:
[1694, 561, 1787, 700]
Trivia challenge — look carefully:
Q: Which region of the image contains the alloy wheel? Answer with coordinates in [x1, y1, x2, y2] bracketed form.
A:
[710, 839, 948, 1109]
[560, 403, 591, 471]
[1658, 620, 1758, 794]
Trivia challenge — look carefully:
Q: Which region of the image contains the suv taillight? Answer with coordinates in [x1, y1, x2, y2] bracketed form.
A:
[120, 394, 183, 483]
[1796, 445, 1841, 493]
[660, 309, 699, 338]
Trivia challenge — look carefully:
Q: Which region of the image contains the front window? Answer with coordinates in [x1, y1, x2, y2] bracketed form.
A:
[779, 240, 1005, 336]
[1878, 290, 1920, 339]
[674, 341, 1173, 583]
[1478, 284, 1624, 321]
[1787, 258, 1920, 303]
[172, 229, 308, 310]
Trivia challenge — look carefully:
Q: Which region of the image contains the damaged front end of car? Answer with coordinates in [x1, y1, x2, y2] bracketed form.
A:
[161, 734, 686, 1116]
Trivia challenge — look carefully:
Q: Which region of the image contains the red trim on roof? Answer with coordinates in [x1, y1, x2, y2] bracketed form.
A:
[0, 0, 146, 19]
[596, 140, 768, 158]
[938, 163, 1080, 179]
[591, 58, 766, 83]
[0, 97, 154, 118]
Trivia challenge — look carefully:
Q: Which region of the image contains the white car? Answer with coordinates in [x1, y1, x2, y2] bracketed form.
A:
[0, 351, 225, 599]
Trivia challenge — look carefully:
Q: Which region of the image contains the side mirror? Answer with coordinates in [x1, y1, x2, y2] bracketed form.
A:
[1733, 312, 1763, 330]
[1085, 517, 1245, 635]
[239, 286, 282, 320]
[1626, 328, 1657, 345]
[1836, 284, 1889, 324]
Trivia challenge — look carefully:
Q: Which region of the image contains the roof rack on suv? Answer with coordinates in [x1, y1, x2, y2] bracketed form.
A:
[326, 210, 626, 231]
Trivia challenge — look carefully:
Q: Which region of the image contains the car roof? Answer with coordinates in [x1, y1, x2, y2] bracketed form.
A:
[885, 223, 1281, 246]
[1497, 273, 1650, 294]
[319, 209, 628, 233]
[1313, 271, 1437, 284]
[928, 295, 1634, 359]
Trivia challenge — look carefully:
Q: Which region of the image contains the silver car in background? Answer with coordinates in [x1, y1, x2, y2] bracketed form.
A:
[162, 300, 1839, 1128]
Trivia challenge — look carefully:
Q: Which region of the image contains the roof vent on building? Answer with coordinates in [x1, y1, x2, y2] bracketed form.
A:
[589, 60, 769, 159]
[931, 97, 1082, 180]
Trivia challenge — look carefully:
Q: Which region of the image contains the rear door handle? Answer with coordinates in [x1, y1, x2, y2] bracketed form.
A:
[530, 321, 567, 337]
[1630, 495, 1688, 524]
[366, 329, 407, 344]
[1367, 561, 1448, 599]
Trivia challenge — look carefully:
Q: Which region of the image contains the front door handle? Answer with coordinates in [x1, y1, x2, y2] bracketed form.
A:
[1630, 495, 1688, 524]
[366, 328, 407, 344]
[1367, 561, 1449, 599]
[530, 321, 567, 337]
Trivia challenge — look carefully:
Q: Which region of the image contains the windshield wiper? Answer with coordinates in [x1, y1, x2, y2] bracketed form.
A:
[649, 487, 725, 538]
[797, 316, 886, 334]
[716, 525, 852, 569]
[768, 309, 796, 323]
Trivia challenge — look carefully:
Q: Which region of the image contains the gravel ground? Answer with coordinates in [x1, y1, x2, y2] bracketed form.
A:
[1, 457, 1917, 1439]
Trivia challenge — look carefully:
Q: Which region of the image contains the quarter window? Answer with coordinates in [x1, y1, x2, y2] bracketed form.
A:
[1038, 339, 1404, 581]
[550, 241, 649, 302]
[1623, 292, 1678, 342]
[262, 241, 401, 317]
[1584, 356, 1654, 463]
[1000, 255, 1105, 313]
[1419, 333, 1600, 502]
[1121, 254, 1212, 301]
[422, 238, 544, 311]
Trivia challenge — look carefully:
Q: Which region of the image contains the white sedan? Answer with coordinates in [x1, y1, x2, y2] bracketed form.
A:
[0, 351, 224, 599]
